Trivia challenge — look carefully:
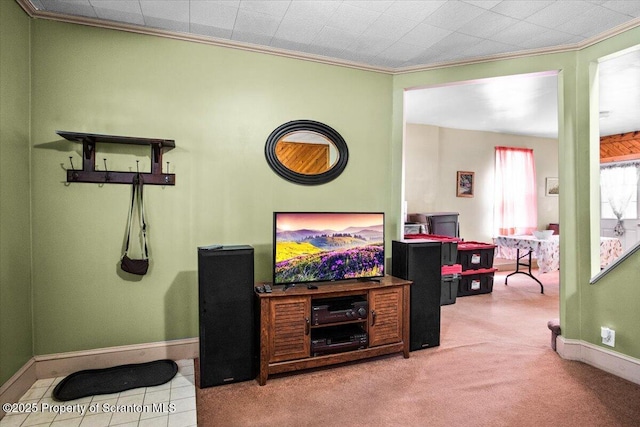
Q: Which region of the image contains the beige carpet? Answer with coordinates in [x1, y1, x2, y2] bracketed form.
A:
[197, 270, 640, 426]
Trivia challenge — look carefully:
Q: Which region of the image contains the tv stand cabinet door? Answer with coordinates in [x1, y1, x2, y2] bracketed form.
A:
[368, 287, 403, 347]
[269, 296, 311, 363]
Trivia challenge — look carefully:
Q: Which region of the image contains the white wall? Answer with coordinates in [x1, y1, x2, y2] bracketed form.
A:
[404, 124, 559, 242]
[405, 124, 441, 214]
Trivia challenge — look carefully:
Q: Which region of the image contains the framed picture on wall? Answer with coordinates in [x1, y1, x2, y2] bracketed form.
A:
[456, 171, 474, 198]
[546, 177, 559, 196]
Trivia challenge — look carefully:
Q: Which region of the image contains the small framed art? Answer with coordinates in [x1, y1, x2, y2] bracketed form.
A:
[546, 177, 559, 196]
[456, 171, 474, 198]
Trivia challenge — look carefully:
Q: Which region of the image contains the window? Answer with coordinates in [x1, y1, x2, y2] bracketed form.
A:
[600, 163, 639, 220]
[494, 146, 537, 236]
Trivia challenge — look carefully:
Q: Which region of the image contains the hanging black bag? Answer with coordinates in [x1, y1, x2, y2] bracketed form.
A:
[121, 175, 149, 275]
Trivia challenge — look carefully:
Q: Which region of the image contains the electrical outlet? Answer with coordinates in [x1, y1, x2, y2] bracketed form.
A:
[601, 327, 616, 347]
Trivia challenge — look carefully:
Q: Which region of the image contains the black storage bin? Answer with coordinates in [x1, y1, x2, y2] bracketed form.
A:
[407, 212, 459, 238]
[441, 274, 460, 305]
[458, 268, 496, 297]
[427, 212, 459, 237]
[404, 234, 459, 266]
[441, 241, 458, 266]
[457, 241, 496, 270]
[404, 223, 425, 234]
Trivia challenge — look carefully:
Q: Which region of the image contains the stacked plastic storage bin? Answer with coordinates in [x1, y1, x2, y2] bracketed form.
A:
[404, 234, 462, 305]
[456, 241, 497, 296]
[440, 263, 462, 305]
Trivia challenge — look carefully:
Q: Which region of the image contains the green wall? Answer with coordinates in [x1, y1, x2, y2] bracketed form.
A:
[29, 20, 393, 355]
[575, 30, 640, 357]
[0, 0, 33, 385]
[392, 26, 640, 359]
[3, 4, 640, 384]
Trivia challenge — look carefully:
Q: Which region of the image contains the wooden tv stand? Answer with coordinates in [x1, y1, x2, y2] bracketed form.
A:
[255, 275, 412, 385]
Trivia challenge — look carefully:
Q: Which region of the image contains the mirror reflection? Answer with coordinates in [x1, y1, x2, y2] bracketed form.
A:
[265, 119, 349, 185]
[275, 131, 339, 175]
[596, 47, 640, 276]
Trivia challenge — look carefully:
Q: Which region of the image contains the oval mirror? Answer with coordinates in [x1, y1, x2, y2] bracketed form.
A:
[265, 120, 348, 185]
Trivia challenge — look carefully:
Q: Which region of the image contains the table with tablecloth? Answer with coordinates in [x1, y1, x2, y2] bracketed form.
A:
[494, 235, 623, 273]
[493, 234, 622, 293]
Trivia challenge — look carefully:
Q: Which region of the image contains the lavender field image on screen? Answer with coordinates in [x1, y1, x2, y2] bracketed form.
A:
[274, 213, 384, 285]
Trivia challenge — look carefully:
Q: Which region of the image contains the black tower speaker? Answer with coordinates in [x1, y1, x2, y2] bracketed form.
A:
[392, 240, 442, 351]
[198, 245, 256, 387]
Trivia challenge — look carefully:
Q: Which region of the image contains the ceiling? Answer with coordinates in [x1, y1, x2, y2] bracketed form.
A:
[405, 47, 640, 138]
[405, 71, 560, 138]
[21, 1, 640, 72]
[18, 0, 640, 138]
[598, 48, 640, 136]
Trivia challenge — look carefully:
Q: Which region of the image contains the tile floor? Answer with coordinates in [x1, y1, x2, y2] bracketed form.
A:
[1, 359, 196, 427]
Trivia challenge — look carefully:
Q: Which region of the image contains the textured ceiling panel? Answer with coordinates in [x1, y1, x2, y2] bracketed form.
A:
[383, 0, 446, 21]
[494, 20, 549, 47]
[233, 9, 281, 40]
[525, 1, 596, 29]
[458, 10, 520, 39]
[400, 22, 451, 48]
[190, 1, 237, 29]
[139, 1, 190, 32]
[558, 6, 630, 37]
[240, 0, 289, 17]
[490, 0, 555, 20]
[274, 13, 324, 44]
[330, 3, 380, 33]
[313, 26, 358, 49]
[92, 1, 144, 26]
[604, 0, 640, 16]
[422, 1, 485, 31]
[40, 0, 95, 17]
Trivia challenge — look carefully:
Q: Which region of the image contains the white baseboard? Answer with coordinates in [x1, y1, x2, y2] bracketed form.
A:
[557, 336, 640, 385]
[35, 337, 199, 379]
[0, 337, 198, 420]
[0, 358, 36, 418]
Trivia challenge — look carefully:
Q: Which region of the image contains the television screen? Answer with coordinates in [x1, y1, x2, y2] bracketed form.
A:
[273, 212, 385, 286]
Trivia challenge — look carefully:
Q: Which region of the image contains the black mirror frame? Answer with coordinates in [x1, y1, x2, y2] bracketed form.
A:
[265, 120, 349, 185]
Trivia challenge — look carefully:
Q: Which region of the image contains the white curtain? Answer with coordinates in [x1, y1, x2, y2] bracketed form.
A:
[600, 163, 639, 236]
[494, 146, 537, 236]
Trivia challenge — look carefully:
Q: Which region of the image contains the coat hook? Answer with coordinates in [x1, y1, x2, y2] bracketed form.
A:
[166, 161, 170, 174]
[103, 158, 110, 182]
[69, 156, 76, 171]
[136, 160, 140, 174]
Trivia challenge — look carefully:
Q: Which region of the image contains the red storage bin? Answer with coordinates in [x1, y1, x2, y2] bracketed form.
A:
[458, 268, 497, 297]
[457, 241, 496, 270]
[404, 233, 462, 242]
[441, 264, 462, 275]
[404, 233, 461, 266]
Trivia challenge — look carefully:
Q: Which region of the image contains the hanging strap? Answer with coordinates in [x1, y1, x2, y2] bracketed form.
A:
[124, 175, 148, 259]
[139, 176, 148, 259]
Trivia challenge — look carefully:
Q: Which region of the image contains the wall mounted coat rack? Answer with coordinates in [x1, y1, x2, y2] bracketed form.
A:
[58, 131, 176, 185]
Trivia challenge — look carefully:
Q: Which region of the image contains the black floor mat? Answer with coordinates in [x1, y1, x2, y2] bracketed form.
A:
[52, 359, 178, 401]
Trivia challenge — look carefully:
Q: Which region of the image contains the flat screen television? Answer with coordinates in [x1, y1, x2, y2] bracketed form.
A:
[273, 212, 385, 286]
